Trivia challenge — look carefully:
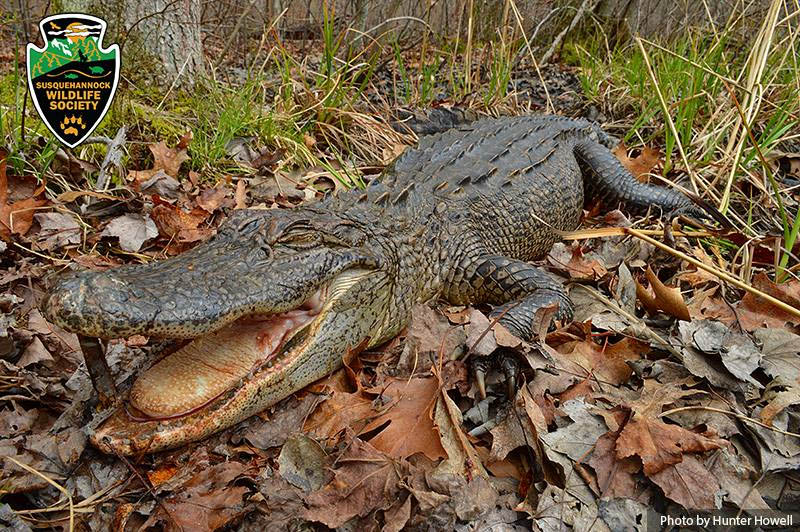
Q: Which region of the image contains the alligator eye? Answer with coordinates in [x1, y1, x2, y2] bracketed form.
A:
[278, 231, 321, 249]
[238, 218, 263, 235]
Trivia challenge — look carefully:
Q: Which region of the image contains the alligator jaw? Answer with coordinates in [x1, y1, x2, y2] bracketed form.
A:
[91, 303, 323, 454]
[127, 288, 328, 420]
[90, 270, 381, 455]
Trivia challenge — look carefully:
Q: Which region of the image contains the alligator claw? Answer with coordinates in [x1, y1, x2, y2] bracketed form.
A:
[471, 356, 491, 400]
[500, 354, 520, 400]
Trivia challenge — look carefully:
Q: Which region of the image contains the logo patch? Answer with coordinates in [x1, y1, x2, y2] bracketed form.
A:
[27, 13, 120, 148]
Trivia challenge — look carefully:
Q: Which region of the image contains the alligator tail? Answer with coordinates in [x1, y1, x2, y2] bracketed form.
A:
[683, 191, 734, 229]
[392, 107, 479, 136]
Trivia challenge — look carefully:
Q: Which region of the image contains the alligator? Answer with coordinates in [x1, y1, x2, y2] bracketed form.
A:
[41, 114, 715, 455]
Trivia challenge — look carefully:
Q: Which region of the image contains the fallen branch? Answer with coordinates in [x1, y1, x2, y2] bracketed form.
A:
[94, 126, 126, 192]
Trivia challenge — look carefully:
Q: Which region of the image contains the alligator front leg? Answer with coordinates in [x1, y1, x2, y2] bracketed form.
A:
[464, 255, 573, 342]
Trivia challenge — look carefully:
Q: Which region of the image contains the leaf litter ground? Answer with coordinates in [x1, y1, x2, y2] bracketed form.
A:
[2, 67, 800, 531]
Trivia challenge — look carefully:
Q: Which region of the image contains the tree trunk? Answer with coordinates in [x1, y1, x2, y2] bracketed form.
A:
[61, 0, 204, 87]
[125, 0, 204, 87]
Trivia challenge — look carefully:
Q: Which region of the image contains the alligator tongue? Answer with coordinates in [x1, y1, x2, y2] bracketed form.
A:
[129, 291, 324, 419]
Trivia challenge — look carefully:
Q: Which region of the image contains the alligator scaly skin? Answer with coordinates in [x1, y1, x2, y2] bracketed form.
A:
[317, 114, 700, 337]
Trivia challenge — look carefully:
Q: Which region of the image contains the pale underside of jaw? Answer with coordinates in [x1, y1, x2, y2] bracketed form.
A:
[127, 288, 327, 419]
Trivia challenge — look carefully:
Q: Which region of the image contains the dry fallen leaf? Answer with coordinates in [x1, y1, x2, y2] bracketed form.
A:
[278, 433, 329, 491]
[589, 432, 641, 498]
[760, 385, 800, 426]
[636, 266, 690, 321]
[145, 461, 250, 531]
[616, 415, 723, 475]
[147, 463, 179, 488]
[56, 189, 118, 203]
[128, 139, 190, 182]
[361, 376, 447, 461]
[150, 203, 211, 243]
[196, 186, 229, 213]
[234, 179, 247, 209]
[648, 455, 720, 509]
[541, 398, 608, 461]
[139, 170, 181, 198]
[434, 383, 489, 480]
[397, 304, 465, 374]
[465, 308, 498, 357]
[383, 494, 412, 532]
[302, 438, 402, 528]
[304, 380, 376, 440]
[18, 337, 54, 367]
[555, 335, 649, 388]
[101, 213, 159, 252]
[736, 273, 800, 331]
[33, 212, 81, 250]
[382, 143, 409, 164]
[0, 149, 48, 241]
[548, 242, 608, 280]
[613, 142, 661, 183]
[755, 328, 800, 381]
[681, 320, 762, 386]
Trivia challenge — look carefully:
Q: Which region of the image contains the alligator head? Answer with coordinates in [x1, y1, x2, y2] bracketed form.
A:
[41, 208, 396, 454]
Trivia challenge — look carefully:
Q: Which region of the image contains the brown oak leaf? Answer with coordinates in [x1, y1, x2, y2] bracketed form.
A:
[616, 415, 722, 475]
[613, 143, 661, 183]
[150, 203, 211, 243]
[361, 376, 446, 460]
[129, 139, 190, 182]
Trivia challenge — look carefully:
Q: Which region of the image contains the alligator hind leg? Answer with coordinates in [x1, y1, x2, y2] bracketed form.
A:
[463, 255, 574, 342]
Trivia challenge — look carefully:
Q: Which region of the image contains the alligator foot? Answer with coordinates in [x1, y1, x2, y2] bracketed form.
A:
[463, 255, 573, 342]
[470, 348, 521, 400]
[467, 349, 524, 437]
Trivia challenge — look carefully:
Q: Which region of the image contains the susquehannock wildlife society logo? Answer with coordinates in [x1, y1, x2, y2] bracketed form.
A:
[26, 13, 120, 148]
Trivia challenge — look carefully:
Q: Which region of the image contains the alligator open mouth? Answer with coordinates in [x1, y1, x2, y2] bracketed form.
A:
[126, 288, 327, 420]
[90, 287, 337, 455]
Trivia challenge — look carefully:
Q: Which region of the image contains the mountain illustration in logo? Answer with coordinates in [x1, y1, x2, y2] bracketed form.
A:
[29, 38, 105, 77]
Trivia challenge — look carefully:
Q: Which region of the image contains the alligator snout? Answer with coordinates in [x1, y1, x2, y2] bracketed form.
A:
[42, 270, 165, 338]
